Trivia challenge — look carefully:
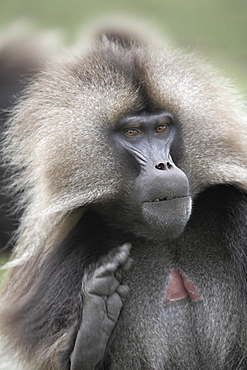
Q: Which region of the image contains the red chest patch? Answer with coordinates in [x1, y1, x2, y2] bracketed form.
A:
[164, 268, 202, 304]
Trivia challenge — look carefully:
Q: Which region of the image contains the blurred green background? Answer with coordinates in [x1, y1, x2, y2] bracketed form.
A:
[0, 0, 246, 92]
[0, 0, 246, 273]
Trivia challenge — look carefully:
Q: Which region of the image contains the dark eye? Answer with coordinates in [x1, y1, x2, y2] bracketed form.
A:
[155, 124, 168, 133]
[124, 128, 141, 137]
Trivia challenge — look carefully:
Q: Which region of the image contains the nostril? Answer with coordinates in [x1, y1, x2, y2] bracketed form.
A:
[155, 162, 172, 170]
[155, 163, 166, 170]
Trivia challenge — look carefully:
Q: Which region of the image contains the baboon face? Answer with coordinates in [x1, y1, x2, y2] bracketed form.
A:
[109, 110, 191, 238]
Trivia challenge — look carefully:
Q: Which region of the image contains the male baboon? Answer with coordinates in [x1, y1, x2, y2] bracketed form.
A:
[0, 24, 247, 370]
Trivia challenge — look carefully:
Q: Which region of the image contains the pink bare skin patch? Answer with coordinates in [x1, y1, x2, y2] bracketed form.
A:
[164, 268, 202, 304]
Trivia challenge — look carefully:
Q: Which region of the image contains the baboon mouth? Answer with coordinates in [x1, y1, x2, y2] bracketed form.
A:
[144, 195, 188, 203]
[146, 197, 170, 203]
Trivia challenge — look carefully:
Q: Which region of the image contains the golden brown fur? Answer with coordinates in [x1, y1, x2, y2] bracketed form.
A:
[0, 23, 247, 369]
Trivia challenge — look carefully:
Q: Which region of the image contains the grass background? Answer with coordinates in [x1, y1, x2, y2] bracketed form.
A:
[0, 0, 246, 270]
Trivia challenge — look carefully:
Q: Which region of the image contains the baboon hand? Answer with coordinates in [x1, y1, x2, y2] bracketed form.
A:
[70, 243, 132, 370]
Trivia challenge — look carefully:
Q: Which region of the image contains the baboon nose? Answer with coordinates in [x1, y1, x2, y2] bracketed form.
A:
[155, 162, 172, 170]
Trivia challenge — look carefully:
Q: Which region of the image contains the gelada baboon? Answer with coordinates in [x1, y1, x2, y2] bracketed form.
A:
[0, 22, 247, 370]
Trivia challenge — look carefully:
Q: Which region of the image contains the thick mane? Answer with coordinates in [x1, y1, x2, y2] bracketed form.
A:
[0, 24, 247, 370]
[3, 30, 247, 267]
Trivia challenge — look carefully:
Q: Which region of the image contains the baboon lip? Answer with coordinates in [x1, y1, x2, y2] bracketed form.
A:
[143, 195, 189, 204]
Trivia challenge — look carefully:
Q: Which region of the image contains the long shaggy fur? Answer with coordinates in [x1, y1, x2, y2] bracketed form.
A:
[0, 23, 247, 369]
[0, 22, 61, 249]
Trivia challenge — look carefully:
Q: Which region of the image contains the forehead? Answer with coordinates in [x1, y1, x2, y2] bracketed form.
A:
[116, 112, 174, 127]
